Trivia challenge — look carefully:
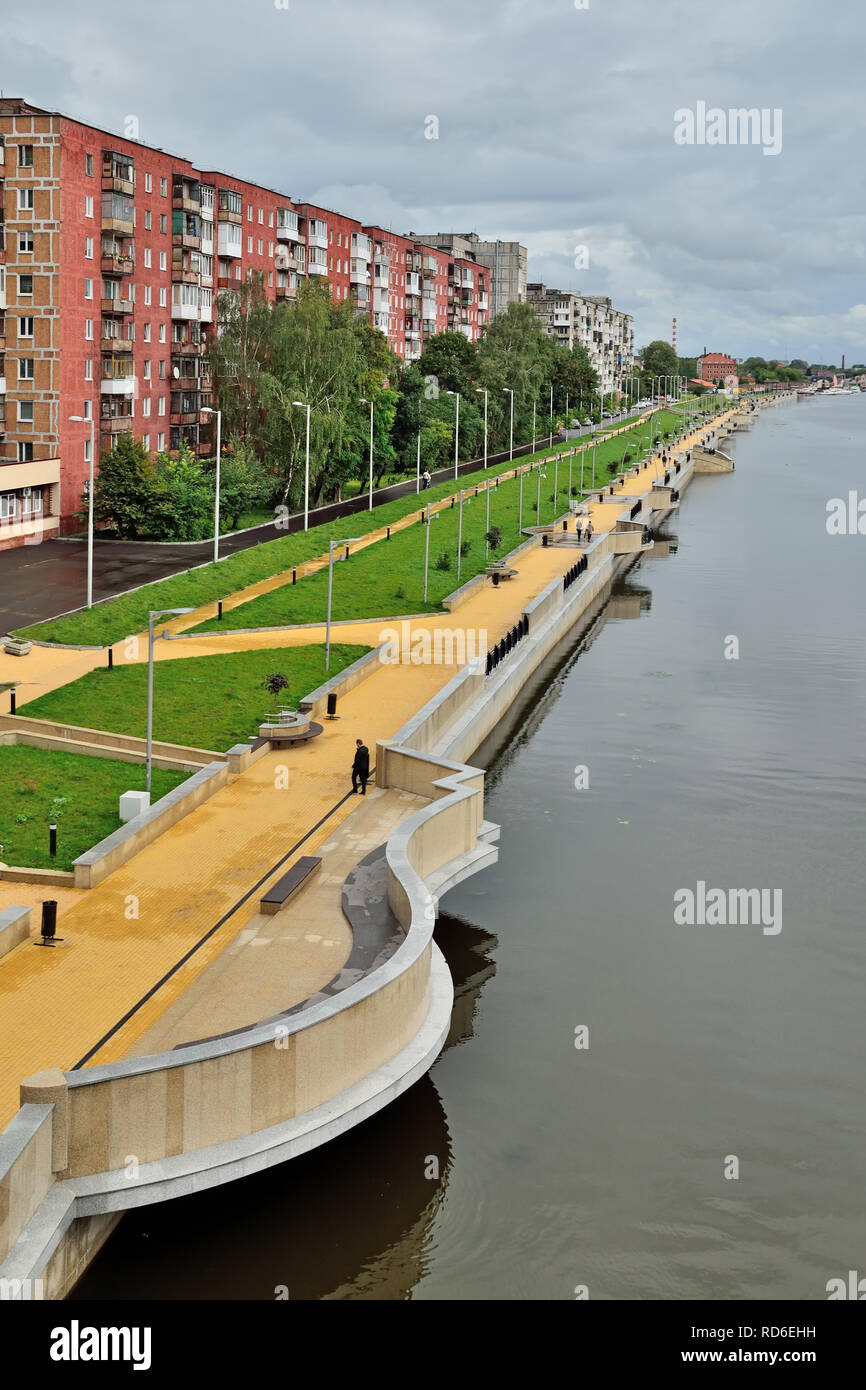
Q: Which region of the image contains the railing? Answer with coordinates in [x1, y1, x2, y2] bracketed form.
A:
[485, 614, 529, 676]
[562, 554, 588, 592]
[630, 501, 641, 519]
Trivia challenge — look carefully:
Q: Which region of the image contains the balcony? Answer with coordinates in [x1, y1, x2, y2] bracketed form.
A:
[101, 164, 134, 197]
[172, 184, 201, 212]
[307, 257, 327, 277]
[422, 319, 436, 335]
[373, 311, 389, 331]
[306, 224, 328, 250]
[349, 258, 370, 284]
[100, 335, 132, 353]
[171, 336, 205, 356]
[101, 371, 135, 396]
[422, 298, 436, 317]
[373, 287, 389, 313]
[217, 226, 242, 258]
[100, 412, 133, 433]
[100, 252, 134, 276]
[101, 296, 133, 316]
[351, 233, 372, 260]
[276, 211, 299, 241]
[275, 283, 298, 301]
[102, 213, 134, 237]
[405, 271, 421, 296]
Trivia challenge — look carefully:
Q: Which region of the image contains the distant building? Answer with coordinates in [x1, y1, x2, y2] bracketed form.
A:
[410, 232, 526, 318]
[698, 352, 738, 383]
[526, 284, 634, 394]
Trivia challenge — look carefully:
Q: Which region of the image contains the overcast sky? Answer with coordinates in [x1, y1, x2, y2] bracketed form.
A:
[4, 0, 863, 364]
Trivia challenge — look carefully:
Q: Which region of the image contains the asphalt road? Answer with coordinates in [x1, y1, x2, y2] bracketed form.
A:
[0, 413, 644, 633]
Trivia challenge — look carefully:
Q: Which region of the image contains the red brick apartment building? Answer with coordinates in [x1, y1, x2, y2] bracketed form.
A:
[0, 99, 490, 549]
[698, 351, 738, 383]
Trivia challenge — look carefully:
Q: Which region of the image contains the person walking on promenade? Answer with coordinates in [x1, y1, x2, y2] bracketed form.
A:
[422, 468, 432, 490]
[575, 520, 583, 542]
[585, 519, 594, 542]
[352, 738, 370, 795]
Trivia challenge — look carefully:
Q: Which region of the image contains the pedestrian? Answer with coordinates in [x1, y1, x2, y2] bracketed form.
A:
[575, 520, 583, 542]
[351, 738, 370, 795]
[422, 468, 432, 490]
[585, 519, 594, 541]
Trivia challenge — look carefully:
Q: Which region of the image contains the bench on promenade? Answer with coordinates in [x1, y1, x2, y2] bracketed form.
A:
[260, 856, 322, 915]
[486, 564, 518, 582]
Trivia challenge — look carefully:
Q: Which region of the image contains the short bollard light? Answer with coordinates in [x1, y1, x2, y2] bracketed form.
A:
[217, 599, 224, 620]
[108, 647, 114, 670]
[49, 821, 57, 858]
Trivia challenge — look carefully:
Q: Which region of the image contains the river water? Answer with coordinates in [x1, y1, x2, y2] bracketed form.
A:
[76, 395, 866, 1301]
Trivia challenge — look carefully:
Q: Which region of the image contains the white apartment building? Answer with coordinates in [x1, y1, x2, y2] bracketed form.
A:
[527, 284, 634, 394]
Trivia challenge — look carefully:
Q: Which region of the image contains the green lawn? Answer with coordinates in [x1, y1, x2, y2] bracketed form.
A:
[189, 411, 689, 631]
[0, 744, 188, 872]
[14, 412, 679, 649]
[21, 643, 370, 751]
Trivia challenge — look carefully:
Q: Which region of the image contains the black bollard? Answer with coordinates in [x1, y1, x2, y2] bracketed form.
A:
[108, 647, 114, 669]
[10, 688, 16, 715]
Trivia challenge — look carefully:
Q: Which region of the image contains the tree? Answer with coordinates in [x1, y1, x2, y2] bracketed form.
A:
[153, 444, 213, 541]
[87, 432, 160, 539]
[213, 436, 275, 530]
[640, 340, 678, 385]
[477, 302, 554, 447]
[416, 331, 477, 397]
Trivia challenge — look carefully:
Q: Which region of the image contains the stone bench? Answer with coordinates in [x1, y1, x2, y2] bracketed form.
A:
[0, 905, 32, 959]
[486, 566, 518, 581]
[260, 856, 322, 916]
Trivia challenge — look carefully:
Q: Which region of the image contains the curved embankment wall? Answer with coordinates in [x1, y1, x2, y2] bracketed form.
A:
[0, 405, 757, 1297]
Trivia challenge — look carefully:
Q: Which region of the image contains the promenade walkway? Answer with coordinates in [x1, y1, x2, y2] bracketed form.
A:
[0, 417, 727, 1128]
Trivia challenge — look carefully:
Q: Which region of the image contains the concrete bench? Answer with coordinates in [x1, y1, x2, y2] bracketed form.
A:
[260, 856, 322, 915]
[0, 905, 32, 959]
[486, 566, 518, 581]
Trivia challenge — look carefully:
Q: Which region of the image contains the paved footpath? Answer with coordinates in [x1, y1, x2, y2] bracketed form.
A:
[0, 418, 727, 1128]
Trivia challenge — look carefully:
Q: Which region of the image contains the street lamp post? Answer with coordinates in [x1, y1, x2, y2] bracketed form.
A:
[200, 406, 222, 559]
[518, 464, 525, 531]
[146, 607, 194, 795]
[504, 387, 514, 462]
[423, 503, 437, 602]
[326, 537, 360, 671]
[447, 391, 460, 479]
[457, 489, 465, 582]
[360, 398, 374, 510]
[69, 414, 95, 607]
[475, 387, 488, 468]
[416, 426, 422, 494]
[549, 383, 553, 448]
[291, 400, 311, 530]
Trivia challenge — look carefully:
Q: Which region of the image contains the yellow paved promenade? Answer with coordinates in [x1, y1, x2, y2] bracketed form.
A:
[0, 417, 726, 1127]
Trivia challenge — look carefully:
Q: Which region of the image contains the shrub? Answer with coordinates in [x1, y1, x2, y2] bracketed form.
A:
[485, 526, 503, 550]
[263, 672, 289, 698]
[434, 552, 452, 572]
[459, 539, 472, 558]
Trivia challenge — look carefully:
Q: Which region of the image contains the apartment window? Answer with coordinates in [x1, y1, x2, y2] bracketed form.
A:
[84, 399, 92, 420]
[158, 397, 166, 417]
[85, 236, 94, 259]
[18, 144, 34, 168]
[157, 433, 166, 451]
[17, 443, 34, 463]
[84, 438, 93, 464]
[19, 274, 34, 296]
[86, 153, 94, 176]
[18, 359, 34, 380]
[19, 401, 34, 424]
[143, 322, 151, 342]
[85, 194, 94, 219]
[145, 172, 152, 193]
[268, 212, 273, 227]
[247, 204, 252, 221]
[160, 177, 168, 197]
[18, 232, 34, 254]
[329, 230, 334, 245]
[142, 398, 151, 418]
[160, 214, 167, 234]
[144, 210, 152, 231]
[19, 316, 34, 338]
[144, 248, 152, 268]
[268, 271, 273, 287]
[143, 360, 151, 379]
[247, 236, 253, 253]
[268, 241, 274, 257]
[18, 188, 35, 211]
[258, 208, 264, 224]
[159, 359, 166, 379]
[142, 434, 151, 451]
[0, 493, 17, 520]
[84, 358, 93, 381]
[158, 324, 166, 342]
[144, 286, 152, 305]
[257, 239, 263, 255]
[159, 287, 167, 307]
[329, 257, 333, 271]
[159, 251, 167, 271]
[85, 318, 93, 340]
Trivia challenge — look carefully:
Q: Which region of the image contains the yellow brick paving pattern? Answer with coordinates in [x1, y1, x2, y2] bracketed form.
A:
[0, 419, 725, 1127]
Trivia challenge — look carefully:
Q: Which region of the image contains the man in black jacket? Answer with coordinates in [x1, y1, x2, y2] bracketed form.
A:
[352, 739, 370, 795]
